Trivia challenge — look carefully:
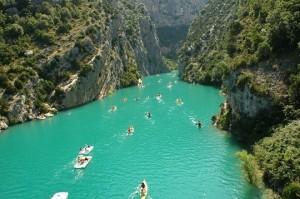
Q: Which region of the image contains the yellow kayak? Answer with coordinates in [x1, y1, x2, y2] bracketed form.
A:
[140, 180, 148, 199]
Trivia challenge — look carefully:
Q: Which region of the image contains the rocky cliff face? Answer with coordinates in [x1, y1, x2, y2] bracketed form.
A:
[54, 3, 168, 110]
[224, 72, 273, 118]
[0, 0, 167, 130]
[143, 0, 207, 58]
[143, 0, 207, 28]
[213, 68, 286, 144]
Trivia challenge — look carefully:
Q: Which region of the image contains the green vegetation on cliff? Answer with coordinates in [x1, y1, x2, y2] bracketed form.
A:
[0, 0, 166, 129]
[179, 0, 237, 86]
[0, 0, 107, 100]
[180, 0, 300, 95]
[254, 121, 300, 198]
[180, 0, 300, 197]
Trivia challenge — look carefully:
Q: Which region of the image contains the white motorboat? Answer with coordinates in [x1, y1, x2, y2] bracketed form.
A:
[51, 192, 68, 199]
[79, 145, 94, 155]
[74, 156, 92, 169]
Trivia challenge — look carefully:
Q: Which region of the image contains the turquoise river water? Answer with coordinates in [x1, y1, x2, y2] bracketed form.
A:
[0, 72, 259, 199]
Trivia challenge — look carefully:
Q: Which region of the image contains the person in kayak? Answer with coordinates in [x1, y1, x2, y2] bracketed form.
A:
[140, 181, 147, 197]
[196, 120, 202, 128]
[127, 126, 134, 135]
[176, 98, 183, 105]
[110, 106, 117, 112]
[145, 112, 152, 119]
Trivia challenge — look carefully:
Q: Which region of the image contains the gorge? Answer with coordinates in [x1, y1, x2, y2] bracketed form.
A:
[142, 0, 207, 58]
[0, 0, 299, 198]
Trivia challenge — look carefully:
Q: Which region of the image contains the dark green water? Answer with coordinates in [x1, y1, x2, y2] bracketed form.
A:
[0, 72, 259, 198]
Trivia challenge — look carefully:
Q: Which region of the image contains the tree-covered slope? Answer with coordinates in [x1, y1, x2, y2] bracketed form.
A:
[179, 0, 300, 197]
[0, 0, 167, 130]
[179, 0, 238, 86]
[254, 121, 300, 198]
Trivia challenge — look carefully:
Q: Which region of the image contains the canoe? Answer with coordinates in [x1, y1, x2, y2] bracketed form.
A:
[74, 156, 92, 169]
[79, 145, 94, 155]
[51, 192, 68, 199]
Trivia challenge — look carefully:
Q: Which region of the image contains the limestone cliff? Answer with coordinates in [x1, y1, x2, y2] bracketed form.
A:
[0, 0, 167, 130]
[142, 0, 207, 58]
[143, 0, 207, 28]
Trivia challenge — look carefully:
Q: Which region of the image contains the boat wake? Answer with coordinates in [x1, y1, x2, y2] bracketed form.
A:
[127, 184, 153, 199]
[74, 169, 85, 181]
[127, 186, 139, 199]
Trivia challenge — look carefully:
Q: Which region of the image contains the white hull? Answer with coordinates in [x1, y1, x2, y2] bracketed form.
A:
[79, 146, 94, 155]
[74, 156, 92, 169]
[51, 192, 68, 199]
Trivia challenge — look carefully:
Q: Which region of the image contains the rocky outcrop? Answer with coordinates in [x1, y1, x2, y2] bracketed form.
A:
[223, 72, 273, 118]
[0, 119, 8, 131]
[213, 67, 290, 144]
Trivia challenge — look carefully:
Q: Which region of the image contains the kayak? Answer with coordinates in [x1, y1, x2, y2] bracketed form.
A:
[74, 156, 92, 169]
[127, 127, 135, 135]
[51, 192, 68, 199]
[140, 180, 148, 199]
[110, 106, 117, 112]
[156, 96, 162, 101]
[176, 98, 184, 105]
[79, 145, 94, 155]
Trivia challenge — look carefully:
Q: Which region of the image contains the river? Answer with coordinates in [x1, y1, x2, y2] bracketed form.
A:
[0, 72, 259, 198]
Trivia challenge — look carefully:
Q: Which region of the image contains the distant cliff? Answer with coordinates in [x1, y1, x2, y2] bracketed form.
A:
[143, 0, 207, 58]
[143, 0, 207, 28]
[0, 0, 168, 130]
[179, 0, 300, 197]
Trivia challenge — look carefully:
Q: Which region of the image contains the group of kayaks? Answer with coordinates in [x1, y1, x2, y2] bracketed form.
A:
[51, 79, 200, 198]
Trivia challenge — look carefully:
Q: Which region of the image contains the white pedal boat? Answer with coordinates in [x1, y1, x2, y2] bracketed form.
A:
[79, 145, 94, 155]
[74, 156, 92, 169]
[51, 192, 68, 199]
